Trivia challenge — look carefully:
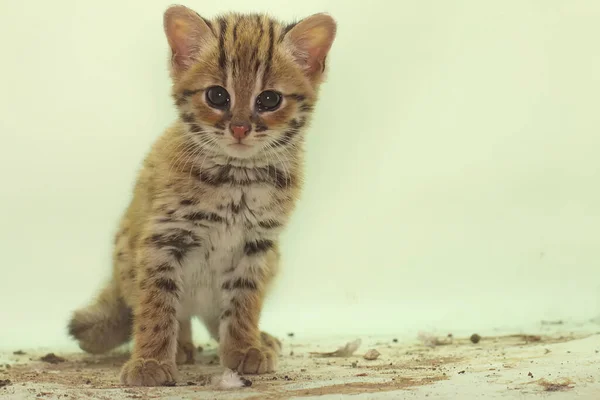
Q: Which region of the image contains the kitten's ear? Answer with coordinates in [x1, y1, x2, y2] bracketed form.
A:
[163, 5, 214, 74]
[284, 13, 337, 82]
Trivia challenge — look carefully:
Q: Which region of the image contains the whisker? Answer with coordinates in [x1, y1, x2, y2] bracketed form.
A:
[264, 140, 292, 189]
[167, 140, 198, 180]
[195, 135, 221, 183]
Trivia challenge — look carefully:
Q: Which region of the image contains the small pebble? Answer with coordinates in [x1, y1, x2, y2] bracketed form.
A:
[363, 349, 381, 361]
[470, 334, 481, 344]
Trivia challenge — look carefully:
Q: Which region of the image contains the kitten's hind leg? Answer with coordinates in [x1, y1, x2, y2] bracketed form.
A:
[176, 318, 196, 365]
[68, 281, 132, 354]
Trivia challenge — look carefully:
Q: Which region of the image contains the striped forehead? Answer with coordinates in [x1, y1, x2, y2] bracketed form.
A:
[215, 14, 285, 87]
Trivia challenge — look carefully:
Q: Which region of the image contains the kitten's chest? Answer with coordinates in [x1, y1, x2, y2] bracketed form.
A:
[180, 186, 271, 316]
[188, 185, 273, 260]
[216, 185, 273, 226]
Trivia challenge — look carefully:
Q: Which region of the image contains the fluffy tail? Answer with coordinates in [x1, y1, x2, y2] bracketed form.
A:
[68, 281, 132, 354]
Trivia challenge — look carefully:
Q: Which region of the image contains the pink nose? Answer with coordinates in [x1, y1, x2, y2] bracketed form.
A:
[230, 123, 251, 139]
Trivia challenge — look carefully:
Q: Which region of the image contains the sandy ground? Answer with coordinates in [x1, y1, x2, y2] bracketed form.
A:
[1, 324, 599, 399]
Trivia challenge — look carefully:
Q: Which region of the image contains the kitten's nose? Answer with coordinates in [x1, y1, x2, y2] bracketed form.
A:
[230, 122, 252, 139]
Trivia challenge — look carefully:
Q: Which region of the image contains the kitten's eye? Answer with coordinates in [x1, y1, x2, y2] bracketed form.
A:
[206, 86, 230, 109]
[256, 90, 282, 112]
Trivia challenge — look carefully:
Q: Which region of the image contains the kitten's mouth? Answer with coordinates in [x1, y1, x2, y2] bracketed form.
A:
[228, 143, 252, 149]
[224, 142, 258, 159]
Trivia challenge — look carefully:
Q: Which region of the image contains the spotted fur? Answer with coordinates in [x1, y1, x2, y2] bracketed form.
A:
[68, 5, 336, 387]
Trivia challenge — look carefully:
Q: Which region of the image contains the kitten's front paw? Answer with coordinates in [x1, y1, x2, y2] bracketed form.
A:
[120, 358, 178, 386]
[221, 346, 278, 374]
[176, 341, 196, 365]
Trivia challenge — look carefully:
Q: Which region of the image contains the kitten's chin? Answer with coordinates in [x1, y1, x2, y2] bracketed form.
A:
[222, 143, 260, 159]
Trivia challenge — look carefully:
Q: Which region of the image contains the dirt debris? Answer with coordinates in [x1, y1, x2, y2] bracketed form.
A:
[0, 331, 595, 399]
[0, 379, 11, 388]
[241, 377, 252, 387]
[492, 334, 542, 343]
[470, 334, 481, 344]
[418, 332, 453, 347]
[13, 350, 26, 355]
[536, 378, 574, 392]
[541, 320, 564, 326]
[520, 335, 542, 343]
[39, 353, 66, 364]
[244, 376, 449, 400]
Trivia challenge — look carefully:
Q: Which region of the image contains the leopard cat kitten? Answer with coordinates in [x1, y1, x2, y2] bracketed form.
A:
[67, 5, 336, 387]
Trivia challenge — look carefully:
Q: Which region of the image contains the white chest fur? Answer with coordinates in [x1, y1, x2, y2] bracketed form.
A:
[178, 184, 276, 337]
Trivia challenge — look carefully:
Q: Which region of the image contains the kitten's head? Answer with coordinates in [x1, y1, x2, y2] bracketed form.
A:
[163, 5, 336, 160]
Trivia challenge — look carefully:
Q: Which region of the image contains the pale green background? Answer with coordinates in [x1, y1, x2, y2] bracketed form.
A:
[0, 1, 599, 350]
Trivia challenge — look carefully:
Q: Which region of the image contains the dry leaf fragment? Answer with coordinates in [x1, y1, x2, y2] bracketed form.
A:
[310, 339, 362, 357]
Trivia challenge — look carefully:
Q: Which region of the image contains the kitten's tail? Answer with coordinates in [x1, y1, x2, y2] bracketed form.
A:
[68, 281, 132, 354]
